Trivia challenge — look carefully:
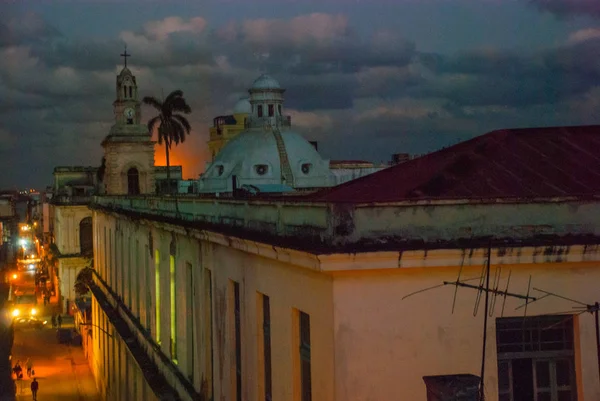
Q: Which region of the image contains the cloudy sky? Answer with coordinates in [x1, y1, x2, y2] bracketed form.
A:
[2, 0, 600, 189]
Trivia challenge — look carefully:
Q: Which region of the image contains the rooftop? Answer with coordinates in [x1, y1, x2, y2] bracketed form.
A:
[313, 125, 600, 203]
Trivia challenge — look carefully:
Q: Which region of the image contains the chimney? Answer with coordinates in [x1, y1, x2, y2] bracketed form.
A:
[309, 141, 318, 151]
[391, 153, 410, 165]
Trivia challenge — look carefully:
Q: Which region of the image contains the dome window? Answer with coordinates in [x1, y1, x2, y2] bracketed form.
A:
[257, 105, 263, 118]
[278, 105, 282, 115]
[301, 163, 312, 175]
[255, 164, 269, 176]
[268, 104, 274, 117]
[216, 165, 224, 177]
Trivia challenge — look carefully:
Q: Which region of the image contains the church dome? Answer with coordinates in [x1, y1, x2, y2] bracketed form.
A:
[199, 128, 334, 192]
[251, 74, 281, 90]
[233, 98, 251, 114]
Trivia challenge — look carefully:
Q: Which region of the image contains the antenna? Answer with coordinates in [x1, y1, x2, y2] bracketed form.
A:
[402, 241, 538, 401]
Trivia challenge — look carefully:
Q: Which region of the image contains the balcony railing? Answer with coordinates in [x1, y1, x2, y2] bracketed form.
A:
[91, 270, 201, 401]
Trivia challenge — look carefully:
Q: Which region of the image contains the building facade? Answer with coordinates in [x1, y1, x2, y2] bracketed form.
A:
[102, 65, 155, 196]
[87, 125, 600, 401]
[207, 98, 251, 162]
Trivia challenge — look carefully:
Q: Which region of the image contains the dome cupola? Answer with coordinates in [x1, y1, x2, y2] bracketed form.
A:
[246, 74, 287, 129]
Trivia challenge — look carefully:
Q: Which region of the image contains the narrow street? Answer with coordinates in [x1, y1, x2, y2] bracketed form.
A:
[7, 280, 100, 401]
[11, 322, 100, 401]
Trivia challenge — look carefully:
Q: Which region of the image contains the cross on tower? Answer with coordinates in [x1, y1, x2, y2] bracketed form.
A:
[120, 46, 131, 68]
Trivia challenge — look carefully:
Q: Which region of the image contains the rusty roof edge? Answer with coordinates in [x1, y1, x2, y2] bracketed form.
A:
[348, 195, 600, 207]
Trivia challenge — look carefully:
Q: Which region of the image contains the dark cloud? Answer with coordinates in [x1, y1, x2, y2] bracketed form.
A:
[2, 10, 600, 189]
[529, 0, 600, 17]
[0, 12, 61, 46]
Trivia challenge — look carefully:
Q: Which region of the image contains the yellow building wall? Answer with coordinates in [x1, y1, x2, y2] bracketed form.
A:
[91, 208, 335, 401]
[331, 262, 600, 401]
[207, 112, 248, 161]
[206, 242, 335, 401]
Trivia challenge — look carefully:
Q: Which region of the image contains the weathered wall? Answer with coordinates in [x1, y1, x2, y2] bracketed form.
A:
[91, 208, 336, 401]
[103, 141, 155, 195]
[331, 249, 600, 401]
[53, 205, 92, 255]
[93, 196, 600, 251]
[58, 255, 88, 312]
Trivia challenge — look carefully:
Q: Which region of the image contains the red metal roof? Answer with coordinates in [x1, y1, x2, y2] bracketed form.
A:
[313, 125, 600, 203]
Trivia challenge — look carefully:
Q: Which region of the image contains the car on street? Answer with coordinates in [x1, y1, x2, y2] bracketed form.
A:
[13, 316, 47, 330]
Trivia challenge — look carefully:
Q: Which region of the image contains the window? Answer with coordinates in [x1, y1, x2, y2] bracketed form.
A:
[496, 316, 576, 401]
[278, 105, 282, 116]
[268, 104, 274, 117]
[170, 254, 177, 363]
[79, 217, 93, 255]
[145, 244, 151, 334]
[186, 262, 195, 380]
[299, 311, 312, 401]
[127, 168, 140, 195]
[233, 281, 242, 401]
[263, 295, 272, 401]
[155, 249, 161, 344]
[257, 105, 263, 118]
[129, 86, 133, 98]
[255, 164, 268, 176]
[301, 163, 312, 175]
[123, 86, 127, 98]
[205, 269, 214, 398]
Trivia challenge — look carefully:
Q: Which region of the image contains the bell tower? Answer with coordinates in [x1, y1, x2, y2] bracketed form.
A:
[102, 47, 156, 195]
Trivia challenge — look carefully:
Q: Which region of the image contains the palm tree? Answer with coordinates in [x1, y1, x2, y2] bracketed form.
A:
[143, 90, 192, 194]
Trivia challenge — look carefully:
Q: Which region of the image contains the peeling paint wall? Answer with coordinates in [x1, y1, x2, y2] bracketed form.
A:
[93, 196, 600, 250]
[332, 258, 600, 401]
[91, 208, 335, 401]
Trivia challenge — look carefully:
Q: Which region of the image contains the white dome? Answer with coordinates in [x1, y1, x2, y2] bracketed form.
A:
[233, 98, 251, 114]
[199, 128, 334, 192]
[251, 74, 281, 90]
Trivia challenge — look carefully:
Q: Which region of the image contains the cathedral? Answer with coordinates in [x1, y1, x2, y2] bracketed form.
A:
[51, 53, 600, 401]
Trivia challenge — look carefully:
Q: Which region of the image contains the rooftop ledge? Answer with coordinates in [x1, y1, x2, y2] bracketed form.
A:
[91, 195, 600, 254]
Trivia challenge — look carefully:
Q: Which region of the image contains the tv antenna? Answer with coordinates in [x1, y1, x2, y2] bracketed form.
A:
[402, 241, 537, 401]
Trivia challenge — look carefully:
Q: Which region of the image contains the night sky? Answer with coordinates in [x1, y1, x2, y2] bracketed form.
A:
[2, 0, 600, 189]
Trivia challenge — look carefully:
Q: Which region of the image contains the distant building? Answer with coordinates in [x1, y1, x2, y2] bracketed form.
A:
[199, 75, 335, 194]
[50, 166, 95, 314]
[207, 98, 251, 162]
[329, 159, 387, 185]
[154, 166, 183, 194]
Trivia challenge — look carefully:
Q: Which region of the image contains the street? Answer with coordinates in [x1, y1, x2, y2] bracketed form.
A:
[6, 270, 101, 401]
[11, 323, 100, 401]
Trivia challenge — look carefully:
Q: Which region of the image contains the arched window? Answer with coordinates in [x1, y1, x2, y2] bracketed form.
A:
[79, 217, 93, 255]
[123, 86, 127, 98]
[268, 104, 274, 117]
[278, 105, 282, 116]
[129, 86, 133, 98]
[127, 167, 140, 195]
[257, 105, 263, 118]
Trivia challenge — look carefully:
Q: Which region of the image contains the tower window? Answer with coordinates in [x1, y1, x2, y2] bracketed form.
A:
[123, 86, 127, 98]
[129, 86, 133, 98]
[257, 105, 263, 118]
[278, 105, 282, 116]
[127, 167, 140, 195]
[268, 104, 274, 117]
